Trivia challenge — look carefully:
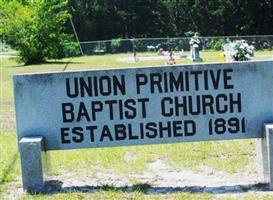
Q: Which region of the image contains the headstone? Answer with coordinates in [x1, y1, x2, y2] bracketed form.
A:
[13, 60, 273, 192]
[191, 44, 202, 61]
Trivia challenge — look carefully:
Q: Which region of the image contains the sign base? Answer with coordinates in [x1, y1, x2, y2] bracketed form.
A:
[257, 123, 273, 190]
[19, 136, 46, 193]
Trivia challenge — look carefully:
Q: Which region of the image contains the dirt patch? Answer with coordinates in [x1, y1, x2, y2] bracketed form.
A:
[32, 161, 273, 195]
[2, 160, 273, 198]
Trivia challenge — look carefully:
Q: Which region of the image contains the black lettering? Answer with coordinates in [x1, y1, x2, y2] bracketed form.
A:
[72, 127, 84, 143]
[100, 125, 113, 141]
[161, 97, 173, 117]
[159, 122, 172, 138]
[136, 74, 148, 94]
[113, 75, 126, 95]
[118, 100, 124, 120]
[138, 98, 149, 118]
[91, 101, 103, 121]
[185, 71, 190, 91]
[228, 118, 240, 133]
[184, 120, 196, 136]
[204, 70, 209, 90]
[86, 126, 97, 142]
[202, 95, 214, 114]
[188, 96, 201, 115]
[124, 99, 136, 119]
[76, 102, 90, 122]
[61, 127, 70, 144]
[79, 77, 92, 97]
[223, 69, 234, 89]
[173, 121, 183, 137]
[190, 71, 202, 91]
[210, 70, 221, 89]
[175, 96, 188, 116]
[105, 100, 117, 120]
[66, 78, 78, 98]
[93, 76, 98, 96]
[128, 124, 138, 140]
[145, 122, 157, 138]
[150, 73, 163, 93]
[115, 124, 127, 140]
[216, 94, 228, 113]
[169, 72, 184, 92]
[230, 93, 241, 113]
[62, 103, 74, 123]
[99, 76, 112, 96]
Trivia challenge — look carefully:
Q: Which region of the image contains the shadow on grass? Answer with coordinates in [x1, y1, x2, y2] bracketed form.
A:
[37, 180, 270, 195]
[0, 153, 19, 192]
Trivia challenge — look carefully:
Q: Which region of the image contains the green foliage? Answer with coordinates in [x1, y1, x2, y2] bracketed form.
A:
[68, 0, 273, 40]
[0, 0, 72, 64]
[174, 39, 190, 51]
[111, 38, 122, 53]
[63, 42, 81, 57]
[209, 39, 225, 50]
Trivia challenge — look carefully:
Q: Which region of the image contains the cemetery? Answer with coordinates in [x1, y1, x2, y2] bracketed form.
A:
[1, 1, 273, 200]
[0, 37, 273, 199]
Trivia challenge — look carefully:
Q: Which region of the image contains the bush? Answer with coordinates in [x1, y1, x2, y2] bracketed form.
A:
[209, 39, 225, 50]
[111, 38, 122, 53]
[174, 39, 190, 51]
[1, 1, 72, 65]
[131, 39, 146, 52]
[63, 42, 81, 57]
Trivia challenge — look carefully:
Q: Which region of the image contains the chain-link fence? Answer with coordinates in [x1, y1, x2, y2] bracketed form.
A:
[75, 35, 273, 56]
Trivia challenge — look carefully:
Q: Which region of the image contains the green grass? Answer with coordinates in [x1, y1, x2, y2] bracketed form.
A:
[0, 132, 20, 193]
[48, 140, 255, 176]
[0, 132, 258, 199]
[20, 191, 214, 200]
[0, 51, 273, 199]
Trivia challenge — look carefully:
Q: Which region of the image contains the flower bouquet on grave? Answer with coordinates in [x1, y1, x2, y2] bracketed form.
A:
[230, 40, 254, 61]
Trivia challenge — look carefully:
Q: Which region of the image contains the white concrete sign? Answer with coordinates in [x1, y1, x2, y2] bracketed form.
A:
[14, 61, 273, 151]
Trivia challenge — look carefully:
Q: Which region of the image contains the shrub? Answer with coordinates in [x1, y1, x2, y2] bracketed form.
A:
[63, 42, 81, 57]
[131, 39, 146, 52]
[0, 1, 72, 65]
[209, 39, 225, 50]
[111, 38, 122, 53]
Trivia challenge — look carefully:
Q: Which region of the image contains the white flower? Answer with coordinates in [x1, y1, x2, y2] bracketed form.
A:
[226, 40, 254, 61]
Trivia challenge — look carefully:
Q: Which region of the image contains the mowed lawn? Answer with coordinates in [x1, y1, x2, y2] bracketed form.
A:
[1, 51, 273, 199]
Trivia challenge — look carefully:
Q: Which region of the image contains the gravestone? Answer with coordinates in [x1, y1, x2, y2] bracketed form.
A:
[190, 44, 202, 62]
[13, 60, 273, 192]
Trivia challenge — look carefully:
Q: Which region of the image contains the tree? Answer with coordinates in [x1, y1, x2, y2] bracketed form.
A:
[0, 0, 72, 64]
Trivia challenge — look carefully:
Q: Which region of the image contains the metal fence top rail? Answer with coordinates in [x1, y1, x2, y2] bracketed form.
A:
[79, 35, 273, 44]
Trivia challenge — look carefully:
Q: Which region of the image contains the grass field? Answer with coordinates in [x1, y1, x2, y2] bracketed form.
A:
[1, 51, 273, 199]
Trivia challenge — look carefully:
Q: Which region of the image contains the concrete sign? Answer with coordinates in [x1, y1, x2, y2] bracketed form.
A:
[14, 61, 273, 151]
[14, 60, 273, 192]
